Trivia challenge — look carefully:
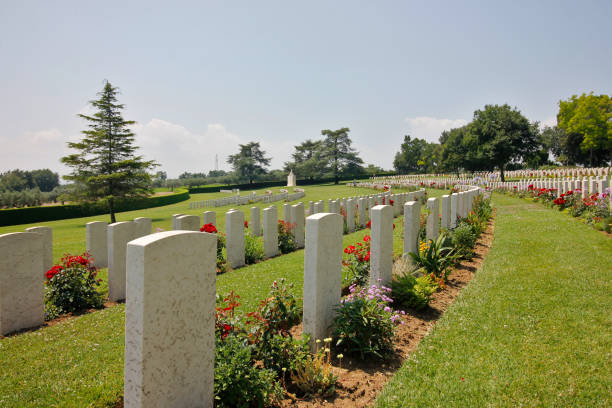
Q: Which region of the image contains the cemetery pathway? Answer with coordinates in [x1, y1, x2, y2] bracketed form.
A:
[375, 193, 612, 408]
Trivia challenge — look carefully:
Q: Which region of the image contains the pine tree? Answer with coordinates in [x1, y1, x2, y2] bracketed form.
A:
[61, 81, 157, 223]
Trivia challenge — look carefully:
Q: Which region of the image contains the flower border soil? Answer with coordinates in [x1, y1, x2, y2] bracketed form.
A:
[280, 212, 496, 408]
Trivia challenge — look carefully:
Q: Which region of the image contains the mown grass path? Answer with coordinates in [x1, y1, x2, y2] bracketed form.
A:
[376, 193, 612, 408]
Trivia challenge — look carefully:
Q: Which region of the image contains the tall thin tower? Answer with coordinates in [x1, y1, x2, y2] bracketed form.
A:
[215, 154, 219, 171]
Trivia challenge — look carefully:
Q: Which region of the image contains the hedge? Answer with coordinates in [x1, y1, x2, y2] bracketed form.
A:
[0, 189, 190, 227]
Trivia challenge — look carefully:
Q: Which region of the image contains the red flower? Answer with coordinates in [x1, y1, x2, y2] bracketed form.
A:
[366, 220, 371, 229]
[389, 199, 394, 206]
[344, 245, 356, 254]
[244, 220, 249, 228]
[200, 223, 218, 233]
[363, 235, 370, 242]
[364, 251, 370, 262]
[45, 265, 63, 280]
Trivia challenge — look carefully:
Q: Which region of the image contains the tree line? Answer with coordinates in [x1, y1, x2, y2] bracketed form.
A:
[393, 93, 611, 181]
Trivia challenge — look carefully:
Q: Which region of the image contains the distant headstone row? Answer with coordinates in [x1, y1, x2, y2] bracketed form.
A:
[369, 166, 611, 182]
[189, 190, 306, 209]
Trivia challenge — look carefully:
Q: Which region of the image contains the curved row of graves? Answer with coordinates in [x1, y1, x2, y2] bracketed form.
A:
[0, 184, 481, 407]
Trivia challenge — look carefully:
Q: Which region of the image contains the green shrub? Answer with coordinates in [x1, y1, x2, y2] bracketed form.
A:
[259, 333, 310, 377]
[332, 283, 403, 359]
[244, 234, 264, 265]
[214, 335, 283, 408]
[472, 194, 493, 222]
[258, 278, 302, 333]
[44, 253, 104, 320]
[278, 220, 297, 254]
[451, 222, 477, 259]
[392, 273, 437, 310]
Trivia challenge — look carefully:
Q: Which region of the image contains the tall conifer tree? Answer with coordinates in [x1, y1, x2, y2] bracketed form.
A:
[61, 81, 157, 223]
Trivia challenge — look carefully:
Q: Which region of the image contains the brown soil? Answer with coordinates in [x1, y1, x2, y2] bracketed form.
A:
[280, 214, 496, 408]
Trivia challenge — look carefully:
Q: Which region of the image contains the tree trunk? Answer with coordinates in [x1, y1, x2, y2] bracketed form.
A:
[500, 164, 505, 182]
[109, 197, 116, 224]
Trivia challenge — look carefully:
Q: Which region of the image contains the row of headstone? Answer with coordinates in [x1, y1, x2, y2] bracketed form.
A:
[190, 191, 307, 209]
[368, 167, 611, 182]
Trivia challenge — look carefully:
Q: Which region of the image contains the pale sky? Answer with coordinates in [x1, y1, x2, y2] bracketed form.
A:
[1, 1, 611, 178]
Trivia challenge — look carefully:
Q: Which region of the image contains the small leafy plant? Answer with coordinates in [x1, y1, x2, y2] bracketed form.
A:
[44, 253, 104, 320]
[408, 233, 457, 282]
[332, 282, 404, 359]
[290, 338, 338, 398]
[451, 222, 477, 259]
[392, 272, 437, 310]
[214, 335, 283, 408]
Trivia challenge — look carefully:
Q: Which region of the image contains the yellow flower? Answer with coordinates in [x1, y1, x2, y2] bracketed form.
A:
[337, 354, 344, 359]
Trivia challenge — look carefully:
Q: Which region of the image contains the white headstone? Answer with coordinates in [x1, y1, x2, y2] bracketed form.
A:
[86, 221, 108, 268]
[426, 197, 440, 242]
[250, 207, 261, 237]
[292, 203, 305, 248]
[403, 201, 420, 259]
[226, 210, 245, 269]
[133, 217, 152, 238]
[125, 231, 215, 408]
[25, 226, 52, 272]
[263, 206, 279, 258]
[176, 215, 201, 231]
[108, 221, 136, 302]
[0, 232, 44, 335]
[303, 213, 342, 350]
[370, 205, 393, 287]
[203, 211, 216, 226]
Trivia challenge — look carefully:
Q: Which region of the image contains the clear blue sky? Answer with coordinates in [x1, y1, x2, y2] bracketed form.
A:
[1, 0, 611, 178]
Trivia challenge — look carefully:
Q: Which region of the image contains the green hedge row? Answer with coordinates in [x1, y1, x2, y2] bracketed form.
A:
[0, 189, 190, 227]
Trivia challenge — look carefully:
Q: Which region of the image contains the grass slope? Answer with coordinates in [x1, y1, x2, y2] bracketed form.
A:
[375, 193, 612, 408]
[0, 186, 447, 408]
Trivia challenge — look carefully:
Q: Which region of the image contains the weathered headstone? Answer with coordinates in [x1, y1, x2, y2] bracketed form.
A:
[283, 203, 293, 225]
[426, 197, 440, 242]
[133, 217, 152, 238]
[250, 207, 261, 236]
[263, 206, 279, 258]
[86, 221, 108, 268]
[25, 226, 52, 272]
[358, 197, 367, 228]
[225, 210, 245, 268]
[450, 194, 458, 228]
[370, 205, 393, 287]
[303, 213, 342, 350]
[125, 231, 215, 408]
[403, 201, 420, 259]
[0, 232, 44, 335]
[176, 215, 201, 231]
[440, 195, 450, 230]
[346, 198, 356, 233]
[108, 221, 136, 302]
[202, 211, 216, 226]
[171, 214, 185, 230]
[292, 203, 305, 248]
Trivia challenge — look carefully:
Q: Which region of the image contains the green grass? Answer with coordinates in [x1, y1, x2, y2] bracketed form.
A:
[375, 193, 612, 408]
[0, 184, 446, 408]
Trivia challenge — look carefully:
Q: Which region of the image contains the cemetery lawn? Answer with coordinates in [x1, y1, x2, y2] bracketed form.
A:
[0, 185, 447, 407]
[375, 193, 612, 408]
